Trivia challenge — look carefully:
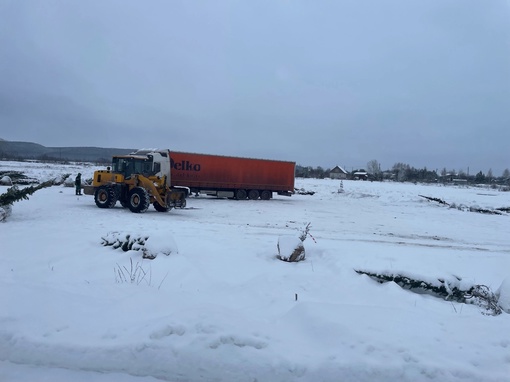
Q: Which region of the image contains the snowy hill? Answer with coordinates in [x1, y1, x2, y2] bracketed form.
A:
[0, 140, 133, 162]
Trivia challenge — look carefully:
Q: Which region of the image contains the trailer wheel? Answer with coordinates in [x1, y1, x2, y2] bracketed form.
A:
[260, 190, 272, 200]
[95, 186, 117, 208]
[235, 189, 247, 200]
[128, 187, 150, 213]
[248, 190, 259, 200]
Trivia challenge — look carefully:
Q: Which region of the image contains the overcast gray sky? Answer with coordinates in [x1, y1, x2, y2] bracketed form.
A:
[0, 0, 509, 174]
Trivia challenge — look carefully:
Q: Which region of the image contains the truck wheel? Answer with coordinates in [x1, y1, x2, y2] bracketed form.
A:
[128, 187, 150, 213]
[248, 190, 259, 200]
[95, 186, 117, 208]
[260, 190, 272, 200]
[236, 189, 247, 200]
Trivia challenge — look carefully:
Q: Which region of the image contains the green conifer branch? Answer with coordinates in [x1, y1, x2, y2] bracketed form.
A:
[0, 180, 54, 206]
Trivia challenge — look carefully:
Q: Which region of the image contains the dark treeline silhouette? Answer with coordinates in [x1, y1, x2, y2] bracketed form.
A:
[296, 162, 510, 185]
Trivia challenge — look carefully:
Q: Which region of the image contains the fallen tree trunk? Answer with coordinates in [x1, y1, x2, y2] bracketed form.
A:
[419, 195, 508, 216]
[355, 269, 465, 301]
[419, 194, 449, 206]
[355, 269, 503, 316]
[469, 207, 503, 215]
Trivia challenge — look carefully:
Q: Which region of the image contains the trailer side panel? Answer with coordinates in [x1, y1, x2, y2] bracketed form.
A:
[169, 152, 295, 194]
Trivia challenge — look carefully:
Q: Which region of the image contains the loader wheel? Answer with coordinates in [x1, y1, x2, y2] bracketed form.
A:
[128, 187, 150, 213]
[235, 189, 247, 200]
[153, 201, 169, 212]
[248, 190, 260, 200]
[95, 186, 117, 208]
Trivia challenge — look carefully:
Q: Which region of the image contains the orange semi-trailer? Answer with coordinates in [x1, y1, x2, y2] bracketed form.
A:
[169, 151, 295, 200]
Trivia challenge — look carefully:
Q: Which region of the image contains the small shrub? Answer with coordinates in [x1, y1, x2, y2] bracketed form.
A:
[115, 258, 151, 285]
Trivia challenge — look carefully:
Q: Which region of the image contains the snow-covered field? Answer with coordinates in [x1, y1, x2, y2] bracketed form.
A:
[1, 160, 510, 382]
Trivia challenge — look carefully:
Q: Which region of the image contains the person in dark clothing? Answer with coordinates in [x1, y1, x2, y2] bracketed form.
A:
[75, 173, 82, 195]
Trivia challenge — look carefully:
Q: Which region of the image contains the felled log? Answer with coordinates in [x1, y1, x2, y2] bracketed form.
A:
[355, 269, 502, 316]
[418, 195, 450, 206]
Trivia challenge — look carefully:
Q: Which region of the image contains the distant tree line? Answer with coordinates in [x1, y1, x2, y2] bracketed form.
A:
[390, 162, 438, 183]
[0, 151, 111, 165]
[0, 150, 70, 163]
[295, 165, 331, 179]
[296, 160, 510, 185]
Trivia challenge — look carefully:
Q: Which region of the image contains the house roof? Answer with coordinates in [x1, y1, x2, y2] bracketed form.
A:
[330, 165, 347, 174]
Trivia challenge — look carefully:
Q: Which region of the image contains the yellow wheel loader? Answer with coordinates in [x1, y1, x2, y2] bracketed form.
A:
[83, 150, 188, 213]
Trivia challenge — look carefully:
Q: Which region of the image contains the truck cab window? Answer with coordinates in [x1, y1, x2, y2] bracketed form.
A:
[143, 161, 153, 175]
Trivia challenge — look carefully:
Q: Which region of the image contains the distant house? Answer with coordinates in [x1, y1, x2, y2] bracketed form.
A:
[439, 173, 455, 183]
[353, 171, 368, 180]
[382, 171, 395, 181]
[330, 165, 348, 179]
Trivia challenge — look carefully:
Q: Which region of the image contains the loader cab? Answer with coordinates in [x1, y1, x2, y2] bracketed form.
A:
[113, 150, 172, 186]
[112, 155, 155, 179]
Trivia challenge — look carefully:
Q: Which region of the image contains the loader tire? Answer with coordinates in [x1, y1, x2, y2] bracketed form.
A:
[153, 201, 169, 212]
[95, 186, 117, 208]
[128, 187, 150, 213]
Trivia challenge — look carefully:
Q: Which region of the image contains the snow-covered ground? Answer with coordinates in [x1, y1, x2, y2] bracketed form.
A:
[1, 160, 510, 382]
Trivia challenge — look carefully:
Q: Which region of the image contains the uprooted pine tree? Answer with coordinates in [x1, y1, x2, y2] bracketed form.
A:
[355, 269, 503, 316]
[0, 180, 54, 222]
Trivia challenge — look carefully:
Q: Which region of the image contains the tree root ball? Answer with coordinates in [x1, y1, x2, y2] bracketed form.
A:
[277, 236, 305, 262]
